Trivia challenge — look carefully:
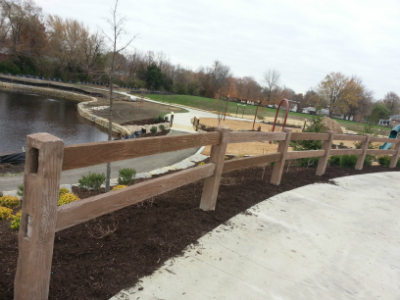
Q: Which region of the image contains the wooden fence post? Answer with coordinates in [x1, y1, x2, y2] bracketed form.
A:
[270, 129, 292, 186]
[355, 134, 370, 170]
[316, 131, 334, 176]
[14, 133, 64, 300]
[389, 140, 400, 168]
[200, 126, 229, 211]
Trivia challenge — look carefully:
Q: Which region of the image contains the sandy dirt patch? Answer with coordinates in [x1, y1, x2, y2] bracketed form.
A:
[198, 118, 301, 156]
[197, 118, 386, 155]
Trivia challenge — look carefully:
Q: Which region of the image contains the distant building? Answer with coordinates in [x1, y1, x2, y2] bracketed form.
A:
[302, 107, 317, 115]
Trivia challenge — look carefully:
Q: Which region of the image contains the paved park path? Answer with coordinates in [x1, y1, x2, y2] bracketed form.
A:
[111, 171, 400, 300]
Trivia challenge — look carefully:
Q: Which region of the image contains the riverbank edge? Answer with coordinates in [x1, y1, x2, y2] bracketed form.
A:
[0, 82, 130, 136]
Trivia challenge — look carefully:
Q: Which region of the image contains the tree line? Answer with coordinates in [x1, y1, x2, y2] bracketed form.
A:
[0, 0, 399, 123]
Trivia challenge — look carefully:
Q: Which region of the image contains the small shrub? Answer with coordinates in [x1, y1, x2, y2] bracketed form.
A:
[329, 155, 341, 166]
[17, 184, 23, 200]
[378, 155, 391, 167]
[118, 168, 136, 185]
[58, 193, 80, 206]
[159, 124, 166, 132]
[339, 142, 344, 146]
[0, 206, 12, 220]
[340, 155, 358, 168]
[238, 153, 245, 158]
[59, 187, 70, 196]
[0, 191, 3, 197]
[198, 162, 205, 166]
[154, 114, 164, 123]
[150, 126, 157, 134]
[0, 195, 20, 209]
[78, 172, 106, 191]
[112, 185, 127, 191]
[10, 211, 21, 230]
[397, 159, 400, 168]
[164, 116, 169, 122]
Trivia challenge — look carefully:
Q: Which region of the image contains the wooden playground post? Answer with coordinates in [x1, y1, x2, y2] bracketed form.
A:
[14, 133, 64, 300]
[200, 126, 229, 211]
[389, 140, 400, 168]
[270, 129, 292, 186]
[355, 135, 371, 170]
[316, 131, 334, 176]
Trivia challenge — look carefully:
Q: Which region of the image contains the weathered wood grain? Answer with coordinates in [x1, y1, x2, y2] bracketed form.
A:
[222, 153, 281, 173]
[290, 132, 329, 141]
[355, 135, 370, 170]
[14, 133, 64, 300]
[333, 134, 367, 141]
[330, 149, 363, 156]
[316, 131, 334, 176]
[389, 141, 400, 168]
[286, 150, 326, 160]
[369, 136, 400, 143]
[366, 149, 397, 155]
[228, 131, 286, 143]
[200, 127, 229, 211]
[271, 130, 291, 186]
[62, 131, 220, 170]
[56, 163, 215, 232]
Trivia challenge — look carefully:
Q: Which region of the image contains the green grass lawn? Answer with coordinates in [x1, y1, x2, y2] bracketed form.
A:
[144, 94, 391, 135]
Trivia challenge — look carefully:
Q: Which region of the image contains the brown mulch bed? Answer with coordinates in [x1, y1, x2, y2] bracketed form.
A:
[0, 165, 398, 299]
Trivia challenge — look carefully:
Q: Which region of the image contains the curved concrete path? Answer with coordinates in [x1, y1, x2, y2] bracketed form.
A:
[111, 171, 400, 300]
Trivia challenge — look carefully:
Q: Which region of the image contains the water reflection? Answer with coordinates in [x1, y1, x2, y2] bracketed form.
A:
[0, 90, 108, 154]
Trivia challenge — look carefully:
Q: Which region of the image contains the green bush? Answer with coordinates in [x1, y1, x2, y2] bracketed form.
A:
[150, 126, 157, 134]
[118, 168, 136, 185]
[78, 172, 105, 191]
[291, 115, 328, 168]
[164, 116, 169, 122]
[340, 155, 358, 168]
[10, 211, 21, 230]
[329, 155, 341, 166]
[378, 155, 391, 167]
[159, 124, 166, 132]
[154, 114, 164, 123]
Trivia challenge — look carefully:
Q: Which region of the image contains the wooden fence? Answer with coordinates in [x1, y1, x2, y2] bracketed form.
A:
[13, 127, 400, 300]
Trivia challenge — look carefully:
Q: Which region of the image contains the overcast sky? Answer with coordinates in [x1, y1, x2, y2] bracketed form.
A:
[34, 0, 400, 99]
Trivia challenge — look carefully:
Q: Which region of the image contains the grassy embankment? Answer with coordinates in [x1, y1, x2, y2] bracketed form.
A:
[144, 94, 391, 134]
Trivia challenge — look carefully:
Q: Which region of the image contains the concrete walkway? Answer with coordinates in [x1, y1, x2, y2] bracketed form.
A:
[111, 171, 400, 300]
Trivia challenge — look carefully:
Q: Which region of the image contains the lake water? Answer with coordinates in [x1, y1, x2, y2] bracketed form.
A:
[0, 90, 108, 155]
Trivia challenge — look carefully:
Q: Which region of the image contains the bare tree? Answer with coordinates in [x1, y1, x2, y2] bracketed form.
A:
[263, 69, 280, 103]
[382, 91, 400, 116]
[102, 0, 136, 192]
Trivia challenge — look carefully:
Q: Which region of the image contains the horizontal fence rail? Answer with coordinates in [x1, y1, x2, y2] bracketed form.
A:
[56, 163, 216, 231]
[15, 126, 400, 300]
[62, 131, 221, 170]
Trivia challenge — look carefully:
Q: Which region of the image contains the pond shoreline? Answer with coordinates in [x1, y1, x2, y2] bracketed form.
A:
[0, 82, 130, 137]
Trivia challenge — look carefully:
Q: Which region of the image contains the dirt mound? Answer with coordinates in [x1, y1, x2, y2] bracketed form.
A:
[322, 117, 343, 134]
